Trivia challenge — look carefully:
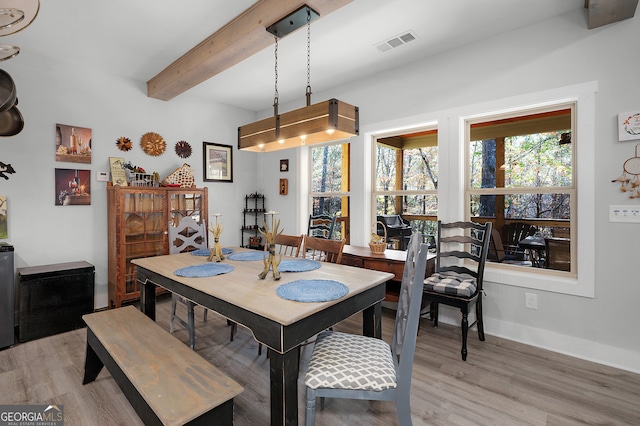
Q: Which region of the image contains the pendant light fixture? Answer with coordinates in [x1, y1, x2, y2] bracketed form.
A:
[238, 5, 359, 152]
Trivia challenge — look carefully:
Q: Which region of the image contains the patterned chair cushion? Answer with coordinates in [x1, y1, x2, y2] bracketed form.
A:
[424, 271, 477, 298]
[304, 331, 397, 391]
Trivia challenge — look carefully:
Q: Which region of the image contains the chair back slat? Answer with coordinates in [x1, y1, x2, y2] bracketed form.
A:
[435, 220, 492, 292]
[302, 235, 345, 264]
[266, 234, 303, 258]
[307, 214, 337, 239]
[391, 234, 430, 395]
[168, 216, 207, 254]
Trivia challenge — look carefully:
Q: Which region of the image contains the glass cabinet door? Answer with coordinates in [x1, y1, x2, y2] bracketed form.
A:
[123, 191, 167, 294]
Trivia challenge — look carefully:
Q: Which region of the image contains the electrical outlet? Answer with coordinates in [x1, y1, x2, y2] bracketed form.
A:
[525, 293, 537, 310]
[609, 205, 640, 223]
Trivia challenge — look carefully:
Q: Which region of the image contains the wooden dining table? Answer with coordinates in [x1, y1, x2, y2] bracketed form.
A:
[132, 249, 394, 426]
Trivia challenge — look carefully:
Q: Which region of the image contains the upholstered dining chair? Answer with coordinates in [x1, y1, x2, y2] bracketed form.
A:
[302, 235, 345, 264]
[422, 220, 492, 361]
[303, 234, 430, 426]
[168, 216, 208, 349]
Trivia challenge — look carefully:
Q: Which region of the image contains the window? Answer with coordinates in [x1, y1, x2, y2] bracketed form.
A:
[309, 142, 350, 241]
[466, 104, 576, 274]
[374, 128, 438, 249]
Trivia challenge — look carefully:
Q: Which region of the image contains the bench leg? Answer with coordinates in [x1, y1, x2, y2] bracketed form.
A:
[82, 329, 104, 384]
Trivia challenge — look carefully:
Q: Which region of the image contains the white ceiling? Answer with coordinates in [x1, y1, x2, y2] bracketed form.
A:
[4, 0, 586, 112]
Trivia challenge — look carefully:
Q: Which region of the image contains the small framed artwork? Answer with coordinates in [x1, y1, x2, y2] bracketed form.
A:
[279, 178, 288, 195]
[203, 142, 233, 182]
[56, 124, 92, 163]
[618, 111, 640, 141]
[280, 159, 289, 172]
[55, 168, 91, 206]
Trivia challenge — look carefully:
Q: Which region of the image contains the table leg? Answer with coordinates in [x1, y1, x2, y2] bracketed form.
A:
[268, 348, 299, 426]
[139, 277, 156, 321]
[362, 301, 382, 338]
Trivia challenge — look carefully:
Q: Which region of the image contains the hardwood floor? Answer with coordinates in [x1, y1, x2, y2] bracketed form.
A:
[1, 294, 638, 425]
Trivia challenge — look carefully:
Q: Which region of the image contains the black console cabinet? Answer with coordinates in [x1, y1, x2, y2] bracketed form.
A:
[18, 261, 94, 342]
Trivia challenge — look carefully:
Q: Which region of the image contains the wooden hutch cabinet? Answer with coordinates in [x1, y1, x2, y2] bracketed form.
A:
[107, 185, 208, 308]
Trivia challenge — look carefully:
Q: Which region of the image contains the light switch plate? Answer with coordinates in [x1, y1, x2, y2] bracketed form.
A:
[96, 171, 109, 182]
[609, 205, 640, 223]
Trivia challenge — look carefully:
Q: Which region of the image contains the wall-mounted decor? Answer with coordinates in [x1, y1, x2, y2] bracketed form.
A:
[279, 178, 288, 195]
[140, 132, 166, 156]
[109, 157, 128, 186]
[55, 168, 91, 206]
[55, 124, 92, 164]
[618, 111, 640, 141]
[116, 136, 132, 152]
[0, 162, 15, 180]
[175, 141, 192, 158]
[612, 144, 640, 199]
[0, 196, 7, 239]
[203, 142, 233, 182]
[280, 159, 289, 172]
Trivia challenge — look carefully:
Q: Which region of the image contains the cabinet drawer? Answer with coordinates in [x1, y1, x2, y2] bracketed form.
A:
[362, 259, 404, 281]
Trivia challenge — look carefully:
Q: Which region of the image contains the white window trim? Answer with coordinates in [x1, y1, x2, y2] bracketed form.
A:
[457, 82, 596, 298]
[364, 81, 596, 298]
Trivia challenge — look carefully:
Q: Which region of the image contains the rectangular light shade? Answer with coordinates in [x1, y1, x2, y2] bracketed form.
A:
[238, 98, 359, 152]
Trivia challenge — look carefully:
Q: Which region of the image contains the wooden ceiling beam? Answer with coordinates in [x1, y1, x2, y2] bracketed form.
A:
[147, 0, 352, 101]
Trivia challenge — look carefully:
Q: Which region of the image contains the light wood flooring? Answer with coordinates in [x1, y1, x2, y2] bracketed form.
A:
[1, 294, 638, 425]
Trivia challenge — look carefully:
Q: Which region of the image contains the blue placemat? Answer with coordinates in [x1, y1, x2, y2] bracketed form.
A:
[174, 263, 234, 278]
[276, 279, 349, 302]
[190, 248, 234, 257]
[277, 259, 322, 272]
[227, 251, 266, 261]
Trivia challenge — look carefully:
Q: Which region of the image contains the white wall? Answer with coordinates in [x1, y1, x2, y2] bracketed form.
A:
[3, 7, 639, 373]
[1, 52, 257, 309]
[266, 9, 640, 373]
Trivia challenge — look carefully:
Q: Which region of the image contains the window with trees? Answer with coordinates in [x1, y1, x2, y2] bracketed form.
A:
[374, 129, 438, 249]
[310, 142, 350, 241]
[466, 104, 575, 273]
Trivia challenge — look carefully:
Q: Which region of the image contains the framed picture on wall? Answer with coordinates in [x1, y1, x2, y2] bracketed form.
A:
[56, 124, 92, 163]
[55, 168, 91, 206]
[618, 111, 640, 141]
[203, 142, 233, 182]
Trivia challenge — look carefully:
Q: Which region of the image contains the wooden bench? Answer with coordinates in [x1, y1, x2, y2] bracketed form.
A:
[82, 305, 243, 426]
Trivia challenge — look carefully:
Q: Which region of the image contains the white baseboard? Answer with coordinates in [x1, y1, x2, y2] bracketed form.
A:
[431, 307, 639, 374]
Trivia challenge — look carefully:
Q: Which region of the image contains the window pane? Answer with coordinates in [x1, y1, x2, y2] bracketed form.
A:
[375, 145, 438, 191]
[311, 145, 343, 193]
[376, 195, 437, 216]
[404, 147, 438, 190]
[469, 132, 572, 189]
[470, 193, 571, 220]
[375, 145, 396, 191]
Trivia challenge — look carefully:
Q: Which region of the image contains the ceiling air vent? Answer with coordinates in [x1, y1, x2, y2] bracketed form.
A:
[375, 30, 417, 53]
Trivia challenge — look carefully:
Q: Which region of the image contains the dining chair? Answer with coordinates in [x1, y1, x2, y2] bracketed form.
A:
[304, 234, 430, 426]
[302, 234, 345, 264]
[229, 233, 305, 355]
[422, 220, 492, 361]
[307, 214, 337, 239]
[267, 233, 304, 257]
[168, 216, 208, 349]
[545, 237, 570, 271]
